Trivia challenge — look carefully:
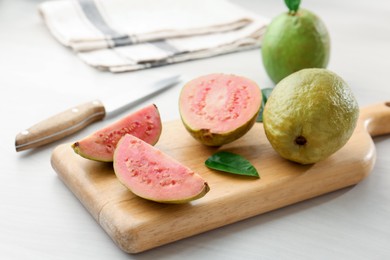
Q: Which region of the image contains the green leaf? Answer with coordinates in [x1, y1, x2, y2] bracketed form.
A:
[256, 88, 273, 122]
[205, 151, 259, 178]
[284, 0, 301, 12]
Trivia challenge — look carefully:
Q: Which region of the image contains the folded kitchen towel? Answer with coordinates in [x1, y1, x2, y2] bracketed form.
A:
[39, 0, 268, 72]
[77, 19, 267, 73]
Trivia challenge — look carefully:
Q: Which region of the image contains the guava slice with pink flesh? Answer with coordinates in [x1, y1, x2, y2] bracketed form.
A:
[179, 74, 262, 146]
[72, 104, 162, 162]
[113, 134, 210, 203]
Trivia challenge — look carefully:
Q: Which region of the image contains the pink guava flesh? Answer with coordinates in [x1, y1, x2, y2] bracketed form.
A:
[113, 134, 209, 203]
[179, 74, 262, 145]
[72, 104, 162, 162]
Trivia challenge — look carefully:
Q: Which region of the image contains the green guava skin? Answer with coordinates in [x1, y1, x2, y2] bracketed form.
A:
[261, 9, 330, 84]
[182, 111, 259, 147]
[263, 68, 359, 165]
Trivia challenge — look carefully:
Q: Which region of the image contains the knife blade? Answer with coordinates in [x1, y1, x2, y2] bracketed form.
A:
[15, 75, 181, 152]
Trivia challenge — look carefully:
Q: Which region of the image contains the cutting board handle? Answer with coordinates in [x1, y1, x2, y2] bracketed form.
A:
[360, 102, 390, 137]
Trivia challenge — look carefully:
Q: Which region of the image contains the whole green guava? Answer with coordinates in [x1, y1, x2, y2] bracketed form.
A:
[263, 68, 359, 165]
[261, 8, 330, 84]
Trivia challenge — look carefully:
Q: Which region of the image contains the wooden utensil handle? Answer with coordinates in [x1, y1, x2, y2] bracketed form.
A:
[360, 102, 390, 137]
[15, 100, 106, 152]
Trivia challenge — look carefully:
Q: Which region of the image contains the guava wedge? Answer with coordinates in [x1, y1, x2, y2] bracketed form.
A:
[72, 104, 162, 162]
[113, 134, 210, 203]
[179, 74, 262, 146]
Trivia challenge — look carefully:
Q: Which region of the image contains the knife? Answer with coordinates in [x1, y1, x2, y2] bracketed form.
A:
[15, 75, 181, 152]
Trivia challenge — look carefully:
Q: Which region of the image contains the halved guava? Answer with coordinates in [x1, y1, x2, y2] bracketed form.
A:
[179, 74, 262, 146]
[113, 134, 209, 203]
[72, 104, 162, 162]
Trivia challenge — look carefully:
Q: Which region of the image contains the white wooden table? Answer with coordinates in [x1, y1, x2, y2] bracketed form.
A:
[1, 0, 390, 259]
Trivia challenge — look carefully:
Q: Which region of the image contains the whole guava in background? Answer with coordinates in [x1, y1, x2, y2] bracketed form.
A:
[179, 73, 262, 146]
[263, 68, 359, 165]
[261, 2, 330, 84]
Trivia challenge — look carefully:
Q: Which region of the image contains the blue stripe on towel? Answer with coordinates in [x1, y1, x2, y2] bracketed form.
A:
[78, 0, 133, 46]
[151, 41, 182, 55]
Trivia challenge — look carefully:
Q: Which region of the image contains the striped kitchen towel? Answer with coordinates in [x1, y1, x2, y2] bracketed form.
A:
[39, 0, 268, 72]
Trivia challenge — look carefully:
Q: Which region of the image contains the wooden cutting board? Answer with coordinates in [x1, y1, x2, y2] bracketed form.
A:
[51, 102, 390, 254]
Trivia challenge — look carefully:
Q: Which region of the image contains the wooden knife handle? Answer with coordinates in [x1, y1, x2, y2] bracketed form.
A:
[15, 100, 106, 152]
[360, 101, 390, 137]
